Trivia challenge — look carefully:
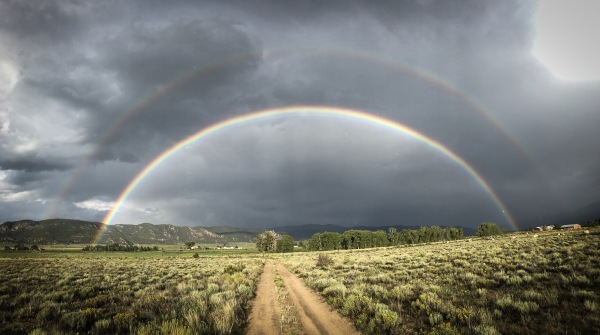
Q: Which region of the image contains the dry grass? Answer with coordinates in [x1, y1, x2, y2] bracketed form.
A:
[275, 229, 600, 334]
[0, 255, 263, 334]
[2, 228, 599, 334]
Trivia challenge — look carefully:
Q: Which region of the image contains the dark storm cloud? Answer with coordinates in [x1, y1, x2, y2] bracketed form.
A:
[3, 0, 262, 167]
[0, 157, 70, 173]
[101, 18, 259, 91]
[1, 0, 598, 229]
[0, 0, 84, 42]
[81, 15, 262, 163]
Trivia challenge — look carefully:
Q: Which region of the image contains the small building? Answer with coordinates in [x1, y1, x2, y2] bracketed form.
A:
[217, 245, 238, 250]
[531, 225, 554, 232]
[559, 224, 581, 230]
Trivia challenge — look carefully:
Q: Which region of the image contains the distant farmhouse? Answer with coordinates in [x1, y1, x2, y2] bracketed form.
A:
[531, 224, 581, 232]
[560, 224, 581, 230]
[217, 245, 240, 250]
[531, 225, 554, 232]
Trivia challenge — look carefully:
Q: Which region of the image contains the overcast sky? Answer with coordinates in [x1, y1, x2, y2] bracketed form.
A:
[1, 0, 599, 230]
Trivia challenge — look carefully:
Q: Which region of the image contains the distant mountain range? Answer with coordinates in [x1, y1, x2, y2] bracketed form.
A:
[0, 219, 226, 245]
[0, 219, 478, 245]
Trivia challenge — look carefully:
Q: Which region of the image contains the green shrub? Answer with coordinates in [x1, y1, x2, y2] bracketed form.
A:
[236, 284, 253, 300]
[61, 309, 96, 332]
[429, 312, 444, 326]
[322, 283, 347, 299]
[584, 300, 598, 312]
[471, 324, 500, 335]
[92, 318, 113, 334]
[427, 322, 461, 335]
[210, 299, 237, 335]
[373, 303, 399, 331]
[206, 283, 220, 295]
[137, 320, 193, 335]
[341, 294, 372, 317]
[37, 301, 60, 321]
[313, 277, 336, 291]
[386, 284, 416, 303]
[113, 312, 135, 333]
[223, 264, 244, 274]
[316, 253, 334, 269]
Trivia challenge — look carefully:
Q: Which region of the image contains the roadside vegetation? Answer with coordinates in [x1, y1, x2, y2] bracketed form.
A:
[276, 228, 600, 334]
[0, 255, 262, 334]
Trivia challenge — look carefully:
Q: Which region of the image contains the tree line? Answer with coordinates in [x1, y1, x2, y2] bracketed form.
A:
[82, 244, 159, 252]
[3, 243, 41, 251]
[256, 221, 563, 253]
[304, 226, 465, 251]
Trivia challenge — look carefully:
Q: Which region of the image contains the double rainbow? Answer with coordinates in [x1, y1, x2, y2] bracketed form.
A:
[46, 48, 557, 221]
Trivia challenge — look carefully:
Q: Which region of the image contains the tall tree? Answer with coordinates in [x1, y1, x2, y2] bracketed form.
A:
[276, 234, 295, 253]
[321, 232, 342, 250]
[373, 230, 389, 247]
[306, 233, 322, 251]
[256, 230, 280, 252]
[476, 222, 503, 237]
[388, 227, 400, 245]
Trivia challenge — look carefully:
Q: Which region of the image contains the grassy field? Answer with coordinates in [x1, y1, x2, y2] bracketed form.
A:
[0, 254, 264, 334]
[1, 229, 598, 334]
[276, 228, 600, 334]
[2, 242, 259, 258]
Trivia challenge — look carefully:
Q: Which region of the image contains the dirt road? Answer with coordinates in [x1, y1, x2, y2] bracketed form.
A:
[246, 260, 360, 335]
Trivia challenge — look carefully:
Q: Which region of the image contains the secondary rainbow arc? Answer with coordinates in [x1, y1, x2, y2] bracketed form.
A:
[94, 106, 517, 244]
[45, 47, 558, 222]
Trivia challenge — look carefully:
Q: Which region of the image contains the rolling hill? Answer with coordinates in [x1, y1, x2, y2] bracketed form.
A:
[0, 219, 225, 245]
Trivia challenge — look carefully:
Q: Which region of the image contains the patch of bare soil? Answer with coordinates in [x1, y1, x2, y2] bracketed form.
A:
[246, 260, 360, 335]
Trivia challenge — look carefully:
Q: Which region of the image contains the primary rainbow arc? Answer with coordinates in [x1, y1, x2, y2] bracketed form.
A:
[95, 105, 517, 244]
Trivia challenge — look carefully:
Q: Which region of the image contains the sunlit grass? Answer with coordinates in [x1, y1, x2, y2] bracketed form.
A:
[0, 254, 263, 334]
[275, 229, 600, 334]
[2, 229, 599, 334]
